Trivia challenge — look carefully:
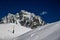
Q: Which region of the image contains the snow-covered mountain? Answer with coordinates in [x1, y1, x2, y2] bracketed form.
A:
[0, 10, 60, 40]
[0, 10, 48, 40]
[0, 10, 46, 29]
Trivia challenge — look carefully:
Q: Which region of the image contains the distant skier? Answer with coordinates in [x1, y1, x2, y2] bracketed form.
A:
[12, 27, 14, 34]
[8, 27, 15, 34]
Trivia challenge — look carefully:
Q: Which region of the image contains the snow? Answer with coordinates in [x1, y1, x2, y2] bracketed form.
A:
[21, 10, 32, 19]
[0, 23, 32, 39]
[0, 21, 60, 40]
[13, 21, 60, 40]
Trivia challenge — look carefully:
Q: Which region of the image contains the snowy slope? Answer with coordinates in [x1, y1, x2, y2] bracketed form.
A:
[13, 21, 60, 40]
[0, 23, 32, 40]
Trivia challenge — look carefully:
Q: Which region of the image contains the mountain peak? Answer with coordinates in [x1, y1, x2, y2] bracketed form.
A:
[0, 10, 47, 29]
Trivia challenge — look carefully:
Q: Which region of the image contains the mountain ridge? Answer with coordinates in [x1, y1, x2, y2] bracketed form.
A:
[0, 10, 46, 29]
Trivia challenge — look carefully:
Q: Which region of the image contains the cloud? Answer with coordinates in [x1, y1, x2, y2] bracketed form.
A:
[40, 11, 47, 15]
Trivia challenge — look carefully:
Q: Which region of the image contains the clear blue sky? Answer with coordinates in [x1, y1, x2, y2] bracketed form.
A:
[0, 0, 60, 23]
